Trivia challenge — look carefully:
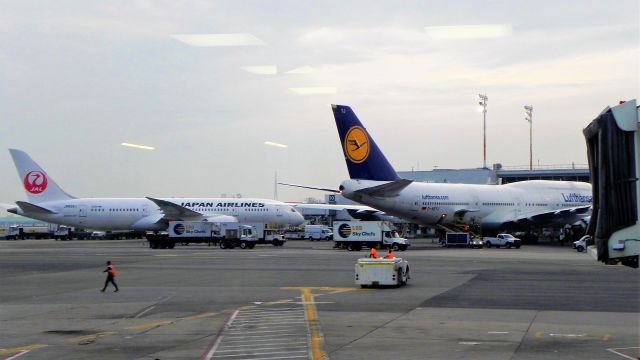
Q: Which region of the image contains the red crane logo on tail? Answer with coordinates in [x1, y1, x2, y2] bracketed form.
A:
[23, 171, 48, 194]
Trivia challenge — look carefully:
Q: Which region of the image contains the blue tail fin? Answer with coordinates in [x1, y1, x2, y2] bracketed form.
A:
[332, 104, 399, 181]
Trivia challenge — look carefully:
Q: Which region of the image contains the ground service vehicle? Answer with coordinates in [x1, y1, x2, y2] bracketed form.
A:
[484, 234, 522, 248]
[443, 232, 471, 247]
[304, 225, 333, 240]
[147, 221, 258, 249]
[333, 221, 409, 251]
[5, 225, 52, 240]
[53, 226, 91, 240]
[355, 257, 410, 287]
[246, 223, 286, 246]
[574, 235, 591, 252]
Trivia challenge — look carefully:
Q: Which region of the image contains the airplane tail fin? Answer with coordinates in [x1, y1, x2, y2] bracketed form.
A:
[331, 104, 399, 181]
[8, 149, 75, 203]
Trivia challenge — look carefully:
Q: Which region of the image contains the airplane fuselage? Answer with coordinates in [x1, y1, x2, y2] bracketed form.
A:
[341, 179, 592, 230]
[12, 198, 303, 231]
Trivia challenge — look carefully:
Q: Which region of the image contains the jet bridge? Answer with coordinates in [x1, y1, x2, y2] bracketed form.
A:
[583, 100, 639, 268]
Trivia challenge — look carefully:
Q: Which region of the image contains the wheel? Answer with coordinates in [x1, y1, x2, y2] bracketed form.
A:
[506, 243, 512, 249]
[392, 243, 400, 251]
[167, 242, 175, 249]
[219, 241, 227, 249]
[347, 244, 355, 251]
[240, 241, 248, 249]
[401, 266, 409, 286]
[485, 241, 492, 248]
[576, 245, 584, 252]
[396, 269, 403, 287]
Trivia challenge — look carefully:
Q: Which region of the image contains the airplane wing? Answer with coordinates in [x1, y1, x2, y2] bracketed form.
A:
[146, 197, 202, 218]
[277, 182, 340, 193]
[454, 208, 481, 216]
[354, 179, 413, 197]
[502, 205, 592, 226]
[291, 203, 395, 221]
[15, 201, 57, 214]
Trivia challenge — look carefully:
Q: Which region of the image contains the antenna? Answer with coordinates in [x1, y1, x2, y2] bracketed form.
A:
[274, 171, 278, 200]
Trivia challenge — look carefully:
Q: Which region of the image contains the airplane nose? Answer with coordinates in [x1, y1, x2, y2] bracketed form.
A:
[7, 207, 17, 215]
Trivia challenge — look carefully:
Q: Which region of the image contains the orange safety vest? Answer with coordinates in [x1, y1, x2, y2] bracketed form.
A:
[384, 251, 395, 259]
[107, 265, 117, 277]
[369, 248, 379, 259]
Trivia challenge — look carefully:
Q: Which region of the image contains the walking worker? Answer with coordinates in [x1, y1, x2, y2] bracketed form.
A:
[369, 247, 380, 259]
[384, 248, 395, 259]
[101, 261, 119, 292]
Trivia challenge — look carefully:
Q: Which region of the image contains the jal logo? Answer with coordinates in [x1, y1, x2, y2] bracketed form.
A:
[173, 223, 185, 235]
[338, 223, 352, 238]
[23, 171, 48, 195]
[344, 126, 370, 164]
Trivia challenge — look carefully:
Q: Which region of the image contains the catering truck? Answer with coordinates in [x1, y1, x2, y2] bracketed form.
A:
[245, 223, 286, 246]
[333, 221, 409, 251]
[5, 225, 52, 240]
[146, 221, 258, 249]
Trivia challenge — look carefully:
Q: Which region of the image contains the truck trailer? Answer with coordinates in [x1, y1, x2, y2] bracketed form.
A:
[146, 221, 258, 250]
[333, 221, 409, 251]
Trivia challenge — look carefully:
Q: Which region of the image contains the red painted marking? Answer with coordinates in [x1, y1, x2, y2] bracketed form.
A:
[23, 171, 48, 195]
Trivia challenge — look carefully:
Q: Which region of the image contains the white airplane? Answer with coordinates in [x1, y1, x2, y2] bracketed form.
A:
[6, 149, 304, 231]
[284, 105, 592, 233]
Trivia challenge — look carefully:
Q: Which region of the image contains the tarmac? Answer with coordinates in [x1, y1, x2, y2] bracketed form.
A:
[0, 238, 638, 360]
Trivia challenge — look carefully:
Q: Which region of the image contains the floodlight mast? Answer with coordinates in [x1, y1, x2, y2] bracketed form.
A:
[478, 94, 488, 169]
[524, 105, 534, 171]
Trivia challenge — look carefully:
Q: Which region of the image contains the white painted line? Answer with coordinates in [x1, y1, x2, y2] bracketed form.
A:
[217, 333, 301, 339]
[488, 331, 510, 334]
[212, 350, 307, 358]
[606, 347, 640, 360]
[221, 338, 308, 344]
[229, 320, 306, 327]
[549, 333, 586, 337]
[232, 316, 305, 323]
[5, 350, 31, 360]
[226, 328, 305, 335]
[134, 305, 155, 318]
[459, 342, 482, 345]
[236, 309, 304, 314]
[203, 310, 239, 360]
[233, 356, 307, 360]
[216, 345, 307, 353]
[218, 341, 308, 349]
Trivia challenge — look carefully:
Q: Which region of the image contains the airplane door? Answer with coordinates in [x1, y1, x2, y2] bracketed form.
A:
[142, 205, 150, 216]
[77, 205, 88, 226]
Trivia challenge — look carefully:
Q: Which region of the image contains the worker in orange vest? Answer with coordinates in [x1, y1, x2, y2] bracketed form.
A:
[369, 247, 380, 259]
[101, 260, 119, 292]
[384, 248, 395, 259]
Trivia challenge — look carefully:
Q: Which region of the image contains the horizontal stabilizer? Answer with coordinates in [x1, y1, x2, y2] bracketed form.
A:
[146, 197, 202, 218]
[16, 201, 57, 214]
[278, 182, 340, 193]
[354, 179, 413, 197]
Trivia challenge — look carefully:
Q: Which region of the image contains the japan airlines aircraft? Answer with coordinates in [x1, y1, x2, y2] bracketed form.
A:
[286, 105, 592, 233]
[6, 149, 304, 231]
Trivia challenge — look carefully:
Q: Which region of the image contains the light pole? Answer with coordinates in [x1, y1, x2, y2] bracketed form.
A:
[524, 105, 533, 171]
[478, 94, 488, 169]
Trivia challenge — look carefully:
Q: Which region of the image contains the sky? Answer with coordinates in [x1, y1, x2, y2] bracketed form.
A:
[0, 0, 638, 207]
